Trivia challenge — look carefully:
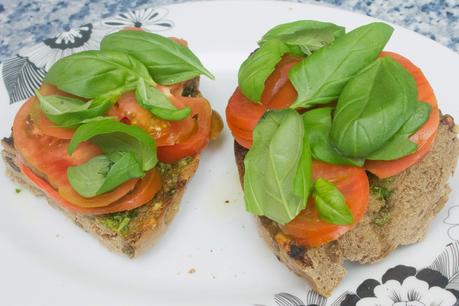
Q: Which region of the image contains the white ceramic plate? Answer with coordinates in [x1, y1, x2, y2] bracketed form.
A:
[0, 1, 458, 305]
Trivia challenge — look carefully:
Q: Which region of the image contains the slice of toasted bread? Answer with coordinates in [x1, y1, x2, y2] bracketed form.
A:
[234, 114, 459, 296]
[2, 78, 204, 258]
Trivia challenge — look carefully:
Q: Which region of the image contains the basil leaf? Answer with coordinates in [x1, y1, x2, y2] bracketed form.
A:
[243, 110, 306, 225]
[397, 101, 431, 135]
[67, 152, 143, 198]
[278, 28, 339, 56]
[293, 134, 312, 201]
[260, 20, 345, 43]
[313, 178, 353, 225]
[303, 107, 364, 166]
[37, 92, 115, 127]
[331, 56, 418, 158]
[367, 102, 431, 161]
[238, 40, 289, 102]
[68, 119, 157, 171]
[100, 30, 214, 85]
[135, 78, 191, 121]
[289, 22, 393, 108]
[44, 50, 151, 99]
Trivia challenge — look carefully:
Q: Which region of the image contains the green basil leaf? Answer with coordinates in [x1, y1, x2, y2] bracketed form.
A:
[68, 119, 157, 171]
[238, 40, 289, 102]
[135, 78, 191, 121]
[44, 50, 151, 99]
[243, 110, 306, 224]
[330, 56, 418, 158]
[398, 101, 431, 135]
[313, 178, 353, 225]
[67, 152, 143, 198]
[289, 22, 393, 108]
[367, 102, 431, 161]
[100, 30, 214, 85]
[293, 134, 312, 201]
[278, 28, 339, 56]
[303, 107, 364, 166]
[260, 20, 345, 43]
[37, 92, 115, 127]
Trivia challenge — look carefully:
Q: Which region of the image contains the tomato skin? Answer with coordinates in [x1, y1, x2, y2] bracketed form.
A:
[58, 179, 139, 208]
[108, 91, 196, 147]
[30, 84, 82, 139]
[20, 162, 161, 215]
[30, 101, 75, 139]
[226, 54, 302, 148]
[283, 160, 369, 247]
[261, 54, 301, 109]
[226, 88, 266, 148]
[13, 98, 101, 189]
[157, 96, 212, 163]
[365, 52, 440, 179]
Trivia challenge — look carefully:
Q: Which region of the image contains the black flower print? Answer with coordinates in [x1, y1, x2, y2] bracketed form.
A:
[0, 6, 175, 104]
[18, 23, 107, 71]
[102, 7, 173, 32]
[339, 243, 459, 305]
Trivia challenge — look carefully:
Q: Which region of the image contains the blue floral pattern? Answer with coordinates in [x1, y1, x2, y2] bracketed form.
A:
[0, 7, 173, 104]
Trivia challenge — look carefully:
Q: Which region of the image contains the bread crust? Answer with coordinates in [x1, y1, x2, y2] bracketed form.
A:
[2, 78, 203, 258]
[235, 114, 459, 296]
[2, 138, 199, 258]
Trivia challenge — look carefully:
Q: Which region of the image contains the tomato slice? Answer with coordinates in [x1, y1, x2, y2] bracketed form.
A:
[157, 96, 212, 163]
[29, 84, 82, 139]
[30, 101, 75, 139]
[365, 51, 440, 179]
[226, 87, 266, 148]
[108, 91, 196, 147]
[13, 98, 138, 208]
[261, 54, 301, 109]
[226, 54, 302, 148]
[58, 179, 139, 208]
[283, 160, 369, 247]
[20, 162, 161, 215]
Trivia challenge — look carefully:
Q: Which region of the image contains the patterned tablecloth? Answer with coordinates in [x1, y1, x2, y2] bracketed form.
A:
[0, 0, 457, 60]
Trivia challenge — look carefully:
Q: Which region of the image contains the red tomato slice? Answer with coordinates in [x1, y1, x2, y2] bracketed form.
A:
[13, 98, 137, 208]
[226, 54, 302, 148]
[365, 51, 440, 179]
[58, 179, 139, 208]
[283, 160, 369, 247]
[157, 96, 212, 163]
[261, 54, 302, 109]
[20, 162, 161, 215]
[30, 84, 82, 139]
[226, 87, 266, 148]
[108, 91, 196, 147]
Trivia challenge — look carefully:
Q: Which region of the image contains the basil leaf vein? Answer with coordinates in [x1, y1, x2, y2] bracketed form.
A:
[68, 119, 157, 171]
[238, 40, 289, 102]
[135, 78, 191, 121]
[243, 110, 307, 224]
[67, 152, 143, 198]
[37, 91, 115, 127]
[44, 50, 151, 99]
[330, 56, 418, 158]
[367, 102, 431, 160]
[100, 30, 214, 85]
[312, 178, 353, 225]
[260, 20, 345, 43]
[303, 107, 364, 166]
[289, 22, 393, 108]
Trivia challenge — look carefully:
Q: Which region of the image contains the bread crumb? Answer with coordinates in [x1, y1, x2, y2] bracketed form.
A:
[188, 268, 196, 274]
